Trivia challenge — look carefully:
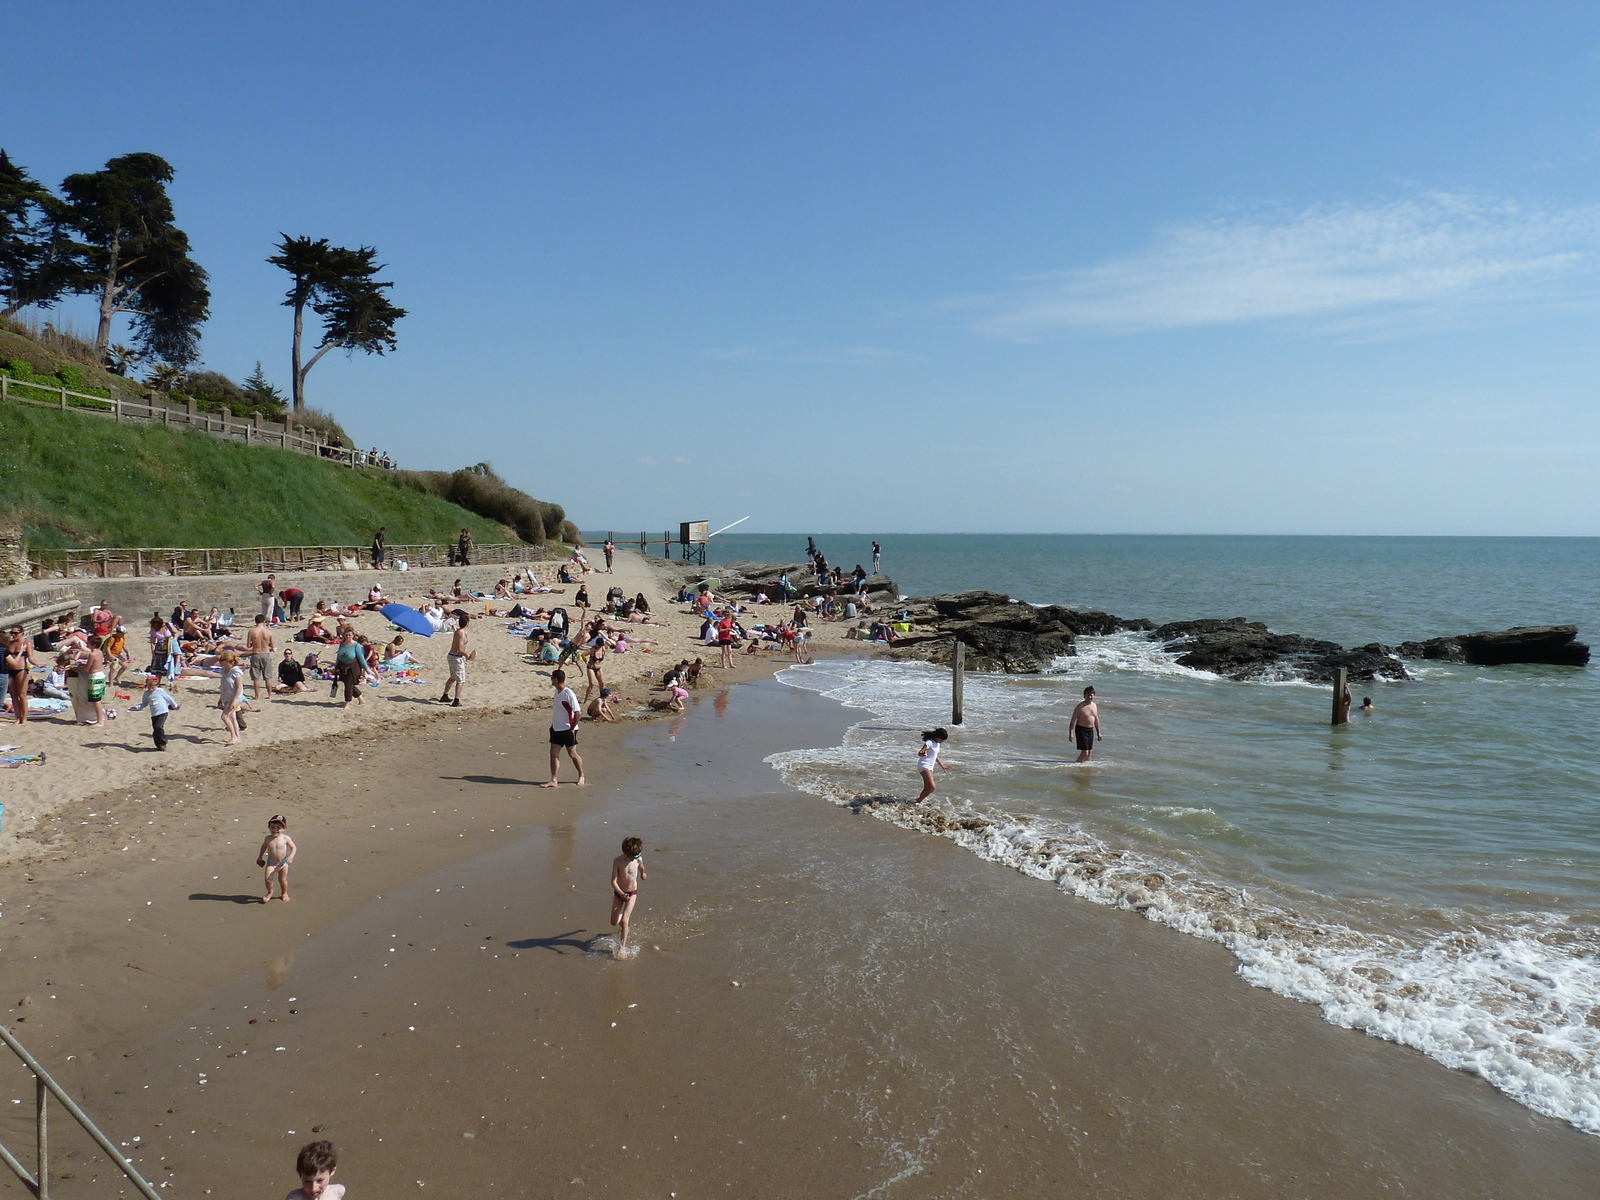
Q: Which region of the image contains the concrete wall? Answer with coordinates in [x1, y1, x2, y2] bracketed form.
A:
[89, 561, 551, 623]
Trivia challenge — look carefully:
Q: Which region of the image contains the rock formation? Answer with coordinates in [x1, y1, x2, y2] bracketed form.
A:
[1397, 626, 1590, 667]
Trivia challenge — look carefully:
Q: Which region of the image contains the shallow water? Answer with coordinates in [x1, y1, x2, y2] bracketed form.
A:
[725, 534, 1600, 1133]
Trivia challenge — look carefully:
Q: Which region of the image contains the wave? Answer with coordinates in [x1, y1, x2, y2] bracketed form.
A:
[768, 657, 1600, 1135]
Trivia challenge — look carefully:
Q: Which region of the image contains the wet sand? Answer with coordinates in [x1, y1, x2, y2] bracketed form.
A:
[2, 675, 1598, 1198]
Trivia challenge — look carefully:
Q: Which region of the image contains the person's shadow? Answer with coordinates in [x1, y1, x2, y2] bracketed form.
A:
[189, 892, 262, 904]
[440, 774, 538, 787]
[505, 929, 600, 954]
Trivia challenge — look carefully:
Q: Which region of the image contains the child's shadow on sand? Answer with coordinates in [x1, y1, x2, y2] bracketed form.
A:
[506, 929, 602, 955]
[188, 892, 263, 904]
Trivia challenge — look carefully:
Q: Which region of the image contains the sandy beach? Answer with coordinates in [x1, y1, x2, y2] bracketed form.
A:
[2, 585, 1599, 1195]
[1, 549, 862, 860]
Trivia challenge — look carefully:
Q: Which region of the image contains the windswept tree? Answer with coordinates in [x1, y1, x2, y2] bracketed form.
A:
[0, 150, 70, 317]
[268, 236, 405, 413]
[59, 153, 210, 367]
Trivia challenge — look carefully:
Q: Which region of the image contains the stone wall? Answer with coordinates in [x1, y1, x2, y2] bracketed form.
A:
[89, 561, 552, 624]
[0, 522, 29, 587]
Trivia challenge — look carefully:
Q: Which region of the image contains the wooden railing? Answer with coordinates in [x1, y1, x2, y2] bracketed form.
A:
[0, 374, 392, 468]
[27, 543, 545, 579]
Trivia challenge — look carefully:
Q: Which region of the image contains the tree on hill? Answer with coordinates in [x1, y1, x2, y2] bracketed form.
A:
[267, 235, 405, 414]
[242, 361, 285, 408]
[58, 153, 210, 368]
[0, 150, 71, 317]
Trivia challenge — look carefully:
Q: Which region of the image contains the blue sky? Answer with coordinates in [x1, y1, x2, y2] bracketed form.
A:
[8, 2, 1600, 535]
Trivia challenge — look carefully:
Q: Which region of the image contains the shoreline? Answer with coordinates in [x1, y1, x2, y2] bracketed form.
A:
[3, 670, 1599, 1196]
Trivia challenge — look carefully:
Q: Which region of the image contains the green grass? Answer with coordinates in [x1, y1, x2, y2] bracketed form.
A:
[1, 401, 518, 550]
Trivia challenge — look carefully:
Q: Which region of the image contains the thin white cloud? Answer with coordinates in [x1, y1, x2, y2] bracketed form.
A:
[971, 195, 1600, 339]
[703, 343, 924, 364]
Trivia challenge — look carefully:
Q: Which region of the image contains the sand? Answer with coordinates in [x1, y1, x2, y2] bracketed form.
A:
[0, 549, 861, 861]
[5, 549, 1597, 1195]
[3, 660, 1600, 1197]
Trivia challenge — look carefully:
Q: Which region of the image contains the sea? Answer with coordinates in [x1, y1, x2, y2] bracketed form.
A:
[696, 533, 1600, 1134]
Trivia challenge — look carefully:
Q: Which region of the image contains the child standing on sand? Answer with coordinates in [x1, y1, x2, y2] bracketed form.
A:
[285, 1139, 343, 1200]
[257, 814, 296, 902]
[610, 837, 646, 954]
[914, 727, 951, 803]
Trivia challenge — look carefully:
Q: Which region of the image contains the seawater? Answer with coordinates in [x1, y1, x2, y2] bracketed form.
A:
[704, 534, 1600, 1134]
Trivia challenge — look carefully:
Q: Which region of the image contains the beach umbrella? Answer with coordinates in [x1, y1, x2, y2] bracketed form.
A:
[380, 603, 434, 637]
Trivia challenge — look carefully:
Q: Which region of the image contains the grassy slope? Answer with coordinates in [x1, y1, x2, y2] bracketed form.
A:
[0, 329, 144, 399]
[0, 402, 514, 549]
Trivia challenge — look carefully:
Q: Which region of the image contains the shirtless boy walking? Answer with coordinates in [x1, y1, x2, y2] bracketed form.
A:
[247, 614, 276, 702]
[440, 614, 475, 707]
[610, 837, 646, 954]
[1068, 686, 1102, 763]
[256, 814, 296, 902]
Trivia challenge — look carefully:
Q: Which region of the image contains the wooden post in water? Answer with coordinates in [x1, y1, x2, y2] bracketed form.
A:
[952, 639, 965, 726]
[1331, 666, 1350, 725]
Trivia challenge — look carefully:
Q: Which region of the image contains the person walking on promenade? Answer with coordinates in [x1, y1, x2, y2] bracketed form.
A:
[1069, 686, 1102, 762]
[457, 527, 473, 566]
[371, 526, 386, 570]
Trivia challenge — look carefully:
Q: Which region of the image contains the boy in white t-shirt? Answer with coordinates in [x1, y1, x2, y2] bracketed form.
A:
[539, 669, 585, 788]
[285, 1139, 344, 1200]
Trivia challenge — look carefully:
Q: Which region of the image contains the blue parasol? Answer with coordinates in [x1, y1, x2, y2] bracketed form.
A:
[380, 603, 435, 637]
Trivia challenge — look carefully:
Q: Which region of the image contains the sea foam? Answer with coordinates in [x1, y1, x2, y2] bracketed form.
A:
[767, 656, 1600, 1135]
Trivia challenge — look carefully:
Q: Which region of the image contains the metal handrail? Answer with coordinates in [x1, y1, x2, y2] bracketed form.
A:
[0, 1021, 161, 1200]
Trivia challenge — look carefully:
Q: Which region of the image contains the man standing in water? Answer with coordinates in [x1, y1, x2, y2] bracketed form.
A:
[1068, 686, 1102, 763]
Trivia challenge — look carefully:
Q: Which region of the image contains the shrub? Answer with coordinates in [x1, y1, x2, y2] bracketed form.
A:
[396, 463, 567, 544]
[55, 364, 84, 390]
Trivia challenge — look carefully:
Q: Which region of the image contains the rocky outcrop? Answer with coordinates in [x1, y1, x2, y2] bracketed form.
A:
[884, 591, 1153, 674]
[1153, 617, 1408, 682]
[1397, 626, 1590, 667]
[689, 560, 899, 606]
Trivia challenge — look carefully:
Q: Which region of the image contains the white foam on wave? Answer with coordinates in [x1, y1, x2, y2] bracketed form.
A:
[769, 658, 1600, 1135]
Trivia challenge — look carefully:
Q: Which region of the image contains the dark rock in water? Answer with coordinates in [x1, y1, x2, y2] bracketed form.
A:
[1038, 605, 1154, 635]
[1397, 625, 1590, 667]
[1160, 622, 1407, 682]
[675, 561, 899, 606]
[884, 591, 1153, 673]
[1303, 644, 1405, 684]
[1153, 617, 1264, 640]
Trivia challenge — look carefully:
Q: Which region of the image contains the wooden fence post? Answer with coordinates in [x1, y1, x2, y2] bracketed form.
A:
[1332, 666, 1350, 725]
[952, 640, 965, 725]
